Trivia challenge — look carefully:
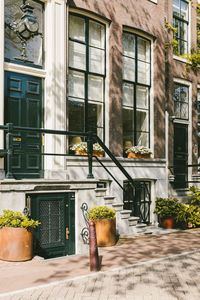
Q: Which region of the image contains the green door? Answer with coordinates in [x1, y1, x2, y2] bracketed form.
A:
[174, 123, 188, 188]
[29, 192, 75, 259]
[4, 72, 42, 179]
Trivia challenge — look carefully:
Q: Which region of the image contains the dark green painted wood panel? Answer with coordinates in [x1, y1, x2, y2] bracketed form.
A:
[29, 192, 75, 259]
[4, 72, 42, 179]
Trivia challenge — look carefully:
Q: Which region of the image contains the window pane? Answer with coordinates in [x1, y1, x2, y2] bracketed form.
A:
[136, 86, 149, 109]
[69, 41, 86, 70]
[69, 99, 85, 132]
[89, 47, 105, 74]
[173, 0, 180, 17]
[123, 56, 135, 81]
[179, 40, 187, 55]
[181, 0, 189, 21]
[180, 103, 188, 119]
[123, 33, 135, 58]
[136, 132, 148, 147]
[138, 61, 150, 85]
[68, 70, 84, 99]
[123, 83, 134, 107]
[138, 38, 150, 62]
[69, 15, 85, 42]
[123, 108, 134, 143]
[88, 75, 103, 102]
[180, 21, 187, 41]
[88, 103, 103, 138]
[180, 86, 188, 102]
[89, 21, 105, 48]
[5, 0, 43, 66]
[174, 101, 181, 117]
[136, 110, 148, 132]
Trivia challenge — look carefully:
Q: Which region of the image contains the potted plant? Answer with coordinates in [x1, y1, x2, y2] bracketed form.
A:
[154, 197, 181, 229]
[87, 206, 116, 247]
[92, 143, 104, 157]
[125, 145, 152, 158]
[70, 142, 104, 157]
[70, 141, 88, 155]
[0, 210, 40, 261]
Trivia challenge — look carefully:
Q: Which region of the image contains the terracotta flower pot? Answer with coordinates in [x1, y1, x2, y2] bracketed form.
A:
[0, 227, 33, 261]
[93, 151, 104, 157]
[161, 217, 175, 229]
[92, 218, 116, 247]
[75, 150, 88, 155]
[127, 152, 151, 159]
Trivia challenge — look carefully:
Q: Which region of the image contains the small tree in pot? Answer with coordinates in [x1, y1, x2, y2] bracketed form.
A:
[154, 197, 181, 229]
[87, 206, 116, 247]
[0, 210, 40, 261]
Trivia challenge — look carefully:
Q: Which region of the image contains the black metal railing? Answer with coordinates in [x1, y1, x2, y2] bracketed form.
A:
[168, 164, 200, 189]
[0, 123, 136, 188]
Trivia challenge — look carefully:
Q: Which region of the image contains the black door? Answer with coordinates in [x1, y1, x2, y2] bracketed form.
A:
[174, 123, 188, 188]
[4, 72, 42, 179]
[29, 192, 75, 259]
[123, 181, 151, 224]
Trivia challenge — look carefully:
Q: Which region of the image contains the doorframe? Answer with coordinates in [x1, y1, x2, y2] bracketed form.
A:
[173, 78, 192, 184]
[26, 191, 76, 258]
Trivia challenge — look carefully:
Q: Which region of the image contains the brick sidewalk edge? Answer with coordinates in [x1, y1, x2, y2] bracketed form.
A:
[1, 248, 200, 298]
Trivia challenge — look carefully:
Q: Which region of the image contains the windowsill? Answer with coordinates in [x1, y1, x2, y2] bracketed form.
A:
[148, 0, 157, 3]
[173, 55, 189, 64]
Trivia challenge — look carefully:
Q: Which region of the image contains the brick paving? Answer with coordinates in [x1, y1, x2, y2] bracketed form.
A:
[1, 229, 200, 299]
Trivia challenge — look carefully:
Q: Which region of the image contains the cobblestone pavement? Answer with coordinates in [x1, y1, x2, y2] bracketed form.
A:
[1, 250, 200, 300]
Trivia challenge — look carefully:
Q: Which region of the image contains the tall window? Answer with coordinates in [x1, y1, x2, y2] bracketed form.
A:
[122, 32, 150, 150]
[173, 83, 189, 120]
[173, 0, 189, 55]
[68, 14, 105, 144]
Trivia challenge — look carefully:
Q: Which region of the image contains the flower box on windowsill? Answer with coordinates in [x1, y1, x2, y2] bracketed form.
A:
[74, 150, 104, 157]
[127, 152, 151, 159]
[71, 142, 104, 157]
[125, 146, 152, 159]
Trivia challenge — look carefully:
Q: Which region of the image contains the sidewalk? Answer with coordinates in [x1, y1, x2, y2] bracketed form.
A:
[1, 228, 200, 299]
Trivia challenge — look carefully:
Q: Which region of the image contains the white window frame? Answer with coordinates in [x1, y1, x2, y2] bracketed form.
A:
[173, 0, 191, 62]
[68, 8, 110, 148]
[122, 27, 154, 156]
[173, 78, 192, 180]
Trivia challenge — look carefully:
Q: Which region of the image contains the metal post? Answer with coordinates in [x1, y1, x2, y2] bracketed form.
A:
[134, 182, 141, 221]
[6, 123, 14, 179]
[87, 132, 94, 178]
[89, 221, 100, 271]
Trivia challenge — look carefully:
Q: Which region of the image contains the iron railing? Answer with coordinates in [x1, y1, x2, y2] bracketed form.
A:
[0, 123, 136, 190]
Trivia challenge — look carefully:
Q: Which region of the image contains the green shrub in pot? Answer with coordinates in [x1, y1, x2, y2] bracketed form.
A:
[0, 210, 40, 229]
[87, 206, 116, 247]
[87, 206, 115, 220]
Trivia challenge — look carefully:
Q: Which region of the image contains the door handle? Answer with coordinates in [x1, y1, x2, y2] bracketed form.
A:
[66, 227, 70, 240]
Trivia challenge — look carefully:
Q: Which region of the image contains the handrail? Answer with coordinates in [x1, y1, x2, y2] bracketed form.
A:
[0, 123, 135, 190]
[94, 156, 125, 191]
[94, 134, 136, 188]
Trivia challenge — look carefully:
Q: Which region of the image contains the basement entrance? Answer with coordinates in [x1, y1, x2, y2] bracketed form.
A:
[123, 181, 151, 224]
[28, 192, 75, 259]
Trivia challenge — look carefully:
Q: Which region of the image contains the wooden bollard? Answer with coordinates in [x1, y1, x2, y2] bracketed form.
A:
[89, 221, 100, 271]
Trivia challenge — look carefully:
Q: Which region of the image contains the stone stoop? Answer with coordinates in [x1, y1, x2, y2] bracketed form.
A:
[95, 184, 147, 237]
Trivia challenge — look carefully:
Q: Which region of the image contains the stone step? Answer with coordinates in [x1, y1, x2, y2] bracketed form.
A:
[128, 216, 140, 226]
[104, 196, 115, 205]
[112, 202, 123, 212]
[136, 223, 147, 233]
[95, 188, 107, 197]
[120, 210, 132, 219]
